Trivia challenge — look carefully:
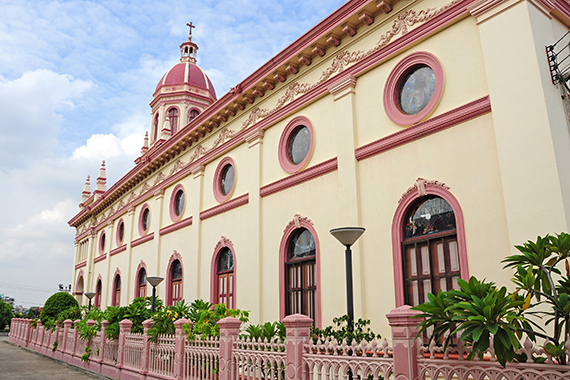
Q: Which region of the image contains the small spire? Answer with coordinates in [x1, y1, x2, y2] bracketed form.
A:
[141, 131, 149, 155]
[80, 175, 91, 205]
[94, 160, 107, 200]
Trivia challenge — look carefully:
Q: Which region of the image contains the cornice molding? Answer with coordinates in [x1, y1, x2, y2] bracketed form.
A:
[159, 216, 193, 236]
[260, 158, 338, 198]
[93, 253, 107, 263]
[109, 244, 127, 257]
[130, 232, 155, 248]
[199, 193, 249, 220]
[355, 96, 492, 161]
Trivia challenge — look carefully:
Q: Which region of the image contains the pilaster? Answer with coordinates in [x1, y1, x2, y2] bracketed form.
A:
[190, 163, 205, 299]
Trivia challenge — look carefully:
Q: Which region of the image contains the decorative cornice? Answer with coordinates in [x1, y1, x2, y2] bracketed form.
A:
[159, 216, 193, 236]
[284, 214, 314, 234]
[355, 96, 492, 161]
[260, 158, 338, 198]
[109, 244, 127, 257]
[327, 75, 357, 101]
[199, 193, 249, 220]
[244, 128, 265, 148]
[398, 178, 451, 203]
[214, 236, 234, 252]
[130, 232, 155, 248]
[93, 253, 107, 263]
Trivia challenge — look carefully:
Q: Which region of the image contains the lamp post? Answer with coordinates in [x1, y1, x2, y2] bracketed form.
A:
[330, 227, 365, 332]
[146, 276, 164, 313]
[84, 292, 96, 311]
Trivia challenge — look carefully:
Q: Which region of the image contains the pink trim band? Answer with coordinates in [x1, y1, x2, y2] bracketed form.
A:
[131, 232, 155, 248]
[94, 253, 107, 263]
[200, 194, 249, 220]
[109, 244, 127, 257]
[356, 96, 491, 161]
[75, 261, 87, 269]
[159, 216, 193, 236]
[260, 158, 338, 197]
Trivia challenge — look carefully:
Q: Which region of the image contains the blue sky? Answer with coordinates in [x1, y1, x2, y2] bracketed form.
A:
[0, 0, 346, 307]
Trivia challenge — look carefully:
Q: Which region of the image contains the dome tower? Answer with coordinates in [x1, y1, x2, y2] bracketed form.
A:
[149, 22, 217, 147]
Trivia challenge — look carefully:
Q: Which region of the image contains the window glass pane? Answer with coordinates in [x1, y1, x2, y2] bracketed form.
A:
[119, 222, 124, 242]
[436, 243, 445, 273]
[399, 66, 436, 115]
[449, 240, 459, 271]
[288, 228, 316, 260]
[404, 197, 456, 239]
[420, 245, 430, 275]
[115, 276, 121, 290]
[220, 164, 234, 195]
[217, 248, 234, 273]
[188, 109, 199, 122]
[171, 260, 182, 280]
[175, 190, 184, 216]
[142, 208, 150, 231]
[139, 269, 146, 286]
[169, 109, 179, 134]
[288, 126, 311, 165]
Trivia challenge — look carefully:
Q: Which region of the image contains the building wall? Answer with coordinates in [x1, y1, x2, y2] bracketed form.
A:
[70, 0, 570, 337]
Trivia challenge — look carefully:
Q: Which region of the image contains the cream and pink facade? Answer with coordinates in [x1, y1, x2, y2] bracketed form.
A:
[69, 0, 570, 337]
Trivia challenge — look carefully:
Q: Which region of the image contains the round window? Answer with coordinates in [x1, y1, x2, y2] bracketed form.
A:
[383, 52, 444, 126]
[288, 125, 311, 165]
[139, 206, 150, 235]
[116, 220, 124, 245]
[220, 164, 234, 196]
[174, 189, 184, 216]
[278, 116, 314, 173]
[398, 66, 436, 115]
[99, 232, 106, 254]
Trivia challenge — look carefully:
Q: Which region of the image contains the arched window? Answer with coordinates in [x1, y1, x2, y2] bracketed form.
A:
[153, 113, 159, 141]
[113, 274, 121, 306]
[95, 279, 102, 309]
[215, 247, 235, 308]
[137, 268, 147, 299]
[392, 181, 468, 307]
[188, 109, 199, 122]
[169, 260, 183, 305]
[168, 108, 179, 134]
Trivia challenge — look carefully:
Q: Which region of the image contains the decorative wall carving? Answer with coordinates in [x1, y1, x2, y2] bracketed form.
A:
[398, 177, 450, 203]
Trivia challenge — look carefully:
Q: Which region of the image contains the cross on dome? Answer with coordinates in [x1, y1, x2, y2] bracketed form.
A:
[186, 22, 195, 39]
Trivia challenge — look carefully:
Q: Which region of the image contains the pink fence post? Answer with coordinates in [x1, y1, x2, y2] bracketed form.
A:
[386, 305, 422, 380]
[36, 321, 43, 352]
[218, 316, 242, 380]
[62, 319, 72, 358]
[71, 320, 80, 359]
[99, 320, 108, 362]
[141, 319, 153, 375]
[174, 318, 190, 380]
[282, 313, 313, 380]
[116, 319, 133, 369]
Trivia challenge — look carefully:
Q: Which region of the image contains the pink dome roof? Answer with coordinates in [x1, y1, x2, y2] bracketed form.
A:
[154, 62, 216, 99]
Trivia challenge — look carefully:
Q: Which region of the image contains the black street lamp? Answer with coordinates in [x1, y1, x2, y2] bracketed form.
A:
[146, 276, 164, 313]
[84, 292, 96, 311]
[330, 227, 365, 332]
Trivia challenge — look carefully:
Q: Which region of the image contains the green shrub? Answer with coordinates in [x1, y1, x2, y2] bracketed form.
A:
[0, 300, 13, 330]
[311, 315, 380, 345]
[40, 292, 80, 329]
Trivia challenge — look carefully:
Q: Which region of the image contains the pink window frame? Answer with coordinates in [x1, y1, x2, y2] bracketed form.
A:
[278, 116, 315, 174]
[112, 268, 121, 307]
[134, 261, 148, 299]
[99, 231, 106, 255]
[167, 106, 180, 135]
[392, 184, 469, 307]
[166, 251, 183, 306]
[213, 157, 237, 203]
[74, 269, 85, 296]
[279, 219, 321, 327]
[188, 107, 200, 123]
[116, 218, 125, 246]
[210, 239, 237, 308]
[95, 276, 102, 308]
[138, 203, 151, 236]
[169, 184, 186, 222]
[383, 51, 444, 126]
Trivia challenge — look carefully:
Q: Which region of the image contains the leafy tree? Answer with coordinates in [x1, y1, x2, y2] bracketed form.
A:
[412, 232, 570, 366]
[40, 292, 80, 329]
[0, 300, 13, 330]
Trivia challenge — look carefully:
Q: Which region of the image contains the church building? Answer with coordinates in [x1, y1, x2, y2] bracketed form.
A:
[69, 0, 570, 336]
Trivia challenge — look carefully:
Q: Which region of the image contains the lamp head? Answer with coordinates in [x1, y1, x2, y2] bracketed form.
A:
[147, 276, 164, 287]
[330, 227, 366, 246]
[84, 292, 96, 300]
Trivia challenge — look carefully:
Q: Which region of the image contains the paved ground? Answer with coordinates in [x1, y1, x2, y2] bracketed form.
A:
[0, 335, 114, 380]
